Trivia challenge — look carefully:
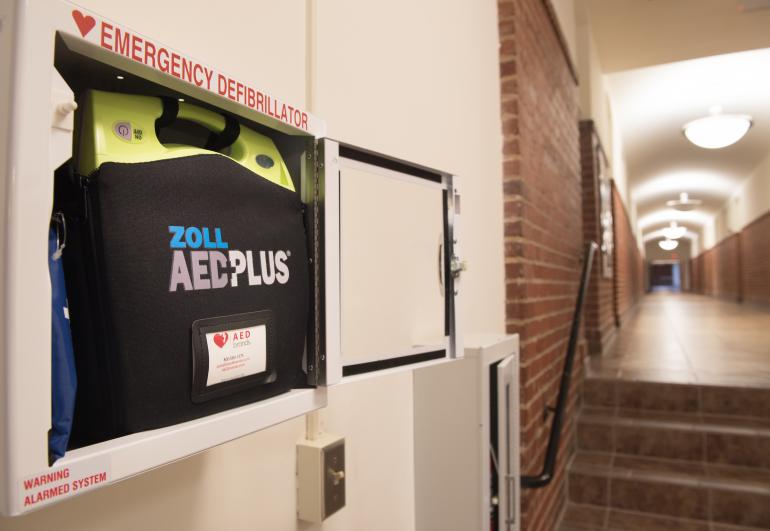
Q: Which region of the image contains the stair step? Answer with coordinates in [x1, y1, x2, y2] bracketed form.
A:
[577, 407, 770, 467]
[566, 451, 770, 529]
[583, 378, 770, 419]
[560, 503, 770, 531]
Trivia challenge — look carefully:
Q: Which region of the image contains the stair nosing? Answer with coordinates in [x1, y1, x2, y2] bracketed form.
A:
[584, 375, 770, 392]
[569, 451, 770, 496]
[561, 502, 770, 531]
[579, 410, 770, 437]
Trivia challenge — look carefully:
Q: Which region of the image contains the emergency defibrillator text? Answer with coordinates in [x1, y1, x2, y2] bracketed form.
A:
[98, 22, 309, 131]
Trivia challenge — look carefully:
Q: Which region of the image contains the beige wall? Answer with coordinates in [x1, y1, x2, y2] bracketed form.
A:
[571, 1, 640, 251]
[313, 0, 505, 337]
[558, 0, 638, 234]
[724, 150, 770, 238]
[551, 0, 577, 68]
[576, 21, 610, 153]
[1, 1, 504, 530]
[709, 150, 770, 248]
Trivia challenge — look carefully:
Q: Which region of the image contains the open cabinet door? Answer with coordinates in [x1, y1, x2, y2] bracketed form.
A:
[316, 139, 462, 384]
[495, 354, 519, 531]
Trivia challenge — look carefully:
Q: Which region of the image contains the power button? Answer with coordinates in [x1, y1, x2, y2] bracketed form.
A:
[113, 121, 132, 142]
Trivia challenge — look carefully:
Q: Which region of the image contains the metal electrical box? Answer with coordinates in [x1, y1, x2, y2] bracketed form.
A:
[414, 335, 520, 531]
[297, 433, 346, 522]
[0, 0, 464, 516]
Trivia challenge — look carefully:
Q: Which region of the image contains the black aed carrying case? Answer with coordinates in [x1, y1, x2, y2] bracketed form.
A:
[60, 91, 309, 447]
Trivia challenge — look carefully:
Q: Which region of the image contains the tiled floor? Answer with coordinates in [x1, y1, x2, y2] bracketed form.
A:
[586, 293, 770, 388]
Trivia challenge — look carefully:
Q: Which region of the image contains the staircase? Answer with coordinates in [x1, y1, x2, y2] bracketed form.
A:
[560, 377, 770, 530]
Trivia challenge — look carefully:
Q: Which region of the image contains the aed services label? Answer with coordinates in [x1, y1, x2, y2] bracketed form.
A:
[18, 456, 111, 511]
[206, 324, 267, 386]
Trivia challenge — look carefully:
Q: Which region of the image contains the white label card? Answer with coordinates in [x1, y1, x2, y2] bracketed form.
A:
[205, 325, 267, 386]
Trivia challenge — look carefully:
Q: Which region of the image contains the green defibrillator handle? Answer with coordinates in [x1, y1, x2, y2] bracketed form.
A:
[76, 90, 295, 192]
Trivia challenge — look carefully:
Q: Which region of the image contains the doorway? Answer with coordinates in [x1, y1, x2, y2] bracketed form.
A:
[650, 260, 681, 292]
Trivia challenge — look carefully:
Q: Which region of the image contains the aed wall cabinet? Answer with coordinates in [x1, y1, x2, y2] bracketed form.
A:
[414, 335, 520, 531]
[0, 0, 463, 516]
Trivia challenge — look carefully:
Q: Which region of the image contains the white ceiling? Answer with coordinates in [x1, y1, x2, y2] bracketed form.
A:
[585, 0, 770, 73]
[607, 47, 770, 238]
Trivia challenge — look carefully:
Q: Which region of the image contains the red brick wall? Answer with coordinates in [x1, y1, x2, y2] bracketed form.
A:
[716, 234, 741, 301]
[691, 233, 742, 302]
[693, 251, 716, 295]
[580, 121, 616, 355]
[611, 183, 645, 324]
[690, 254, 701, 292]
[741, 211, 770, 306]
[499, 0, 582, 529]
[691, 212, 770, 304]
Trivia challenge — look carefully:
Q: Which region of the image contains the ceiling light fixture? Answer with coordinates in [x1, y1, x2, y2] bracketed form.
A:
[666, 192, 702, 211]
[662, 221, 687, 240]
[658, 239, 679, 251]
[683, 107, 752, 149]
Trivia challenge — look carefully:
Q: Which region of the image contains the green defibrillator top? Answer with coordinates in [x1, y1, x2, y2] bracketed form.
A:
[76, 90, 295, 192]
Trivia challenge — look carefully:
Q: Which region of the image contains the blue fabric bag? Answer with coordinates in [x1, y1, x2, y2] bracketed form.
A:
[49, 220, 77, 463]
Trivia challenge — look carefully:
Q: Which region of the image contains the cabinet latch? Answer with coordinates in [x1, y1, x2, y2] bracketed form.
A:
[450, 255, 467, 279]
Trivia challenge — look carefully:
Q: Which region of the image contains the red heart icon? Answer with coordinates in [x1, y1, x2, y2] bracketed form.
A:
[71, 10, 96, 37]
[213, 332, 228, 348]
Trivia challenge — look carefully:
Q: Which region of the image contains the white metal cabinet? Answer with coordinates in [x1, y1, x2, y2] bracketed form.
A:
[0, 0, 463, 515]
[413, 335, 520, 531]
[317, 140, 462, 385]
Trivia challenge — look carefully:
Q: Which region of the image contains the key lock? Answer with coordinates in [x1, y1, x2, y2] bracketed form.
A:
[438, 239, 467, 296]
[327, 467, 345, 486]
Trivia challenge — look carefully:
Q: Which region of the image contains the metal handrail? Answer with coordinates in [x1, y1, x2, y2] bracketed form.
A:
[521, 241, 598, 489]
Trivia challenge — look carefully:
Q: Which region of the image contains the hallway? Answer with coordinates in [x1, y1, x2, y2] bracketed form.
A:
[587, 293, 770, 388]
